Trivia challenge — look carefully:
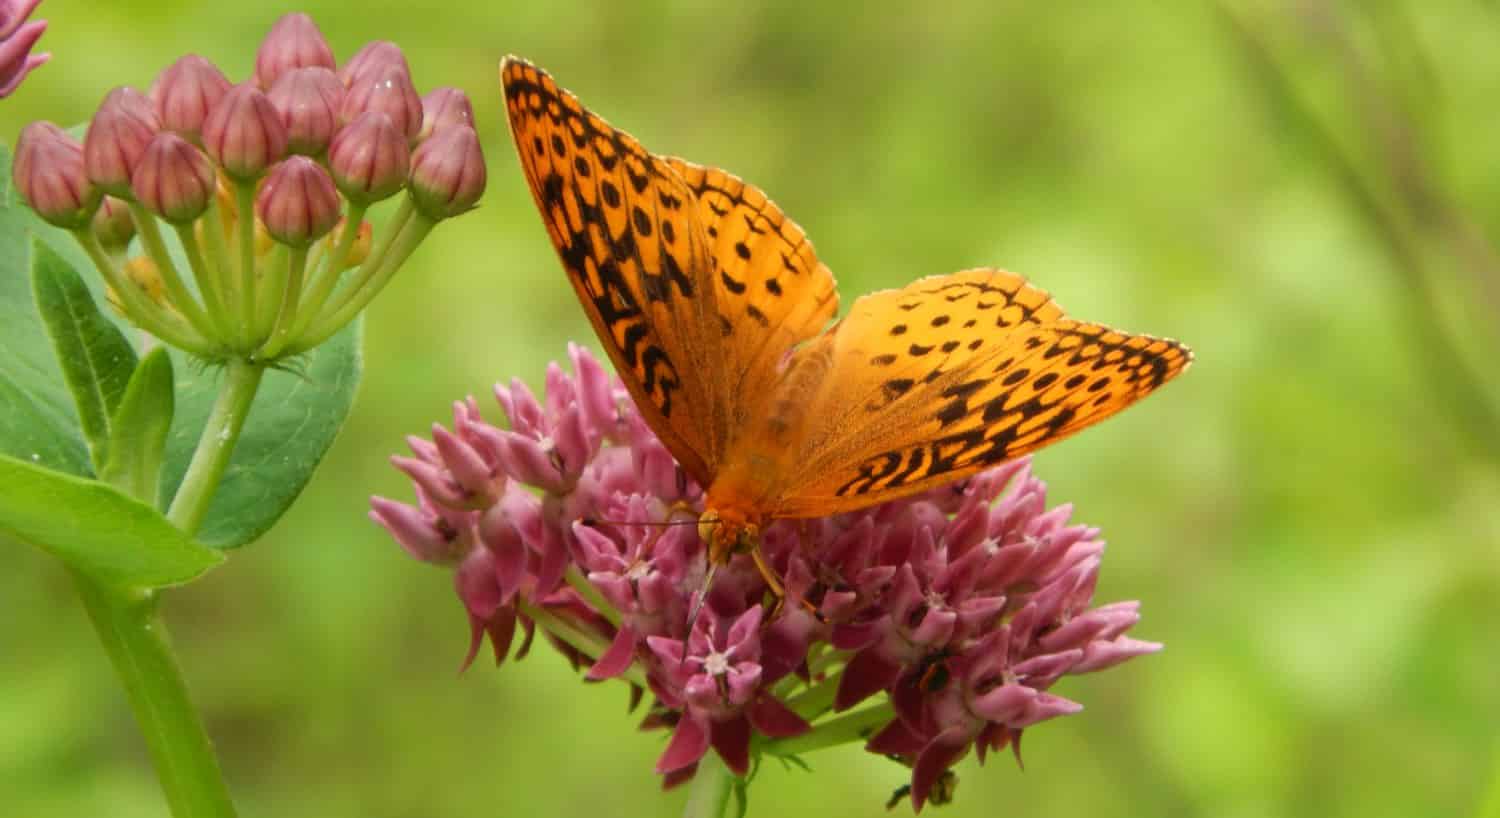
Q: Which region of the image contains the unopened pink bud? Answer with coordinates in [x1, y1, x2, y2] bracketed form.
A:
[83, 86, 160, 197]
[13, 121, 100, 228]
[254, 12, 335, 89]
[338, 40, 407, 87]
[91, 195, 135, 251]
[328, 111, 408, 204]
[151, 54, 231, 143]
[418, 87, 474, 141]
[202, 83, 288, 180]
[267, 66, 342, 156]
[408, 125, 486, 220]
[132, 132, 215, 224]
[339, 63, 422, 143]
[255, 156, 341, 248]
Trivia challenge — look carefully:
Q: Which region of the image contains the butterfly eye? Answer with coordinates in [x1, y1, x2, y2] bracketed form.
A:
[696, 511, 719, 545]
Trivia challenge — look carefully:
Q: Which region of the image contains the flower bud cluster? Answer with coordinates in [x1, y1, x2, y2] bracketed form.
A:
[373, 345, 1161, 810]
[10, 12, 486, 361]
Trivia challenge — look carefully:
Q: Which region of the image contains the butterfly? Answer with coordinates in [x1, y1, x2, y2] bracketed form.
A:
[500, 56, 1190, 593]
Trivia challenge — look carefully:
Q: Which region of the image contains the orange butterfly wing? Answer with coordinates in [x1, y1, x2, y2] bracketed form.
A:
[500, 57, 837, 486]
[502, 58, 1192, 524]
[712, 268, 1191, 517]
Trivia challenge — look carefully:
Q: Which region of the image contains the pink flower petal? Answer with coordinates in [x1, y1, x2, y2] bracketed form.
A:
[655, 714, 710, 774]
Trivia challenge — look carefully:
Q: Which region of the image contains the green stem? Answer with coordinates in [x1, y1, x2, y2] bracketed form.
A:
[174, 223, 232, 340]
[785, 666, 843, 721]
[290, 203, 432, 353]
[128, 203, 217, 338]
[252, 245, 289, 345]
[516, 599, 650, 690]
[200, 195, 236, 331]
[70, 571, 238, 818]
[564, 566, 620, 627]
[759, 704, 894, 758]
[71, 229, 215, 357]
[165, 358, 266, 533]
[682, 750, 736, 818]
[234, 183, 257, 347]
[257, 245, 310, 360]
[280, 205, 371, 347]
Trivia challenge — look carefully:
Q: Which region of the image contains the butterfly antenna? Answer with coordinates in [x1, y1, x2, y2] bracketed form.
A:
[681, 561, 718, 667]
[581, 518, 698, 528]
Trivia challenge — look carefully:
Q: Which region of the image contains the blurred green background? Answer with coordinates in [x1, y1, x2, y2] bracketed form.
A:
[4, 1, 1499, 816]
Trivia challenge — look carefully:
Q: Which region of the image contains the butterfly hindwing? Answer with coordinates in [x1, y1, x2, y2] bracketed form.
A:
[664, 158, 838, 436]
[763, 269, 1191, 515]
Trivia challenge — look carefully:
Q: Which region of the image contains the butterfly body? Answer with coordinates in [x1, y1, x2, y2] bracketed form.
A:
[500, 57, 1191, 587]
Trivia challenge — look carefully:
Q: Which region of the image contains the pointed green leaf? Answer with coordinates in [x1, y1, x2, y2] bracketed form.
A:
[0, 452, 222, 588]
[100, 348, 175, 504]
[0, 143, 93, 477]
[31, 237, 139, 470]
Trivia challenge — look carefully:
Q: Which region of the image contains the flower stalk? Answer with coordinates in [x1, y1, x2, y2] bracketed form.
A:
[165, 357, 265, 533]
[70, 571, 238, 818]
[682, 752, 736, 818]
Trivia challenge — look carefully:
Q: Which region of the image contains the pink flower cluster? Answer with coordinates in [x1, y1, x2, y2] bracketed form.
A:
[0, 0, 47, 98]
[372, 345, 1161, 811]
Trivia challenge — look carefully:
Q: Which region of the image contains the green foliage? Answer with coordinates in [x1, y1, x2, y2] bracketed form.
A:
[99, 348, 174, 503]
[29, 239, 138, 470]
[0, 452, 221, 587]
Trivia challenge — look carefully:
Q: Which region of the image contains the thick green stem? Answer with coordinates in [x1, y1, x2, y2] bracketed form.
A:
[71, 571, 238, 818]
[682, 750, 736, 818]
[165, 358, 265, 533]
[759, 704, 894, 758]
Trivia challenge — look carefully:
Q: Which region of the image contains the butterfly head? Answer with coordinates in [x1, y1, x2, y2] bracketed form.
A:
[697, 507, 761, 566]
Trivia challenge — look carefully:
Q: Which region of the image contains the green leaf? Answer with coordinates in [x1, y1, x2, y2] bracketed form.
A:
[161, 319, 364, 549]
[0, 452, 222, 588]
[30, 237, 139, 470]
[0, 143, 94, 477]
[100, 347, 174, 504]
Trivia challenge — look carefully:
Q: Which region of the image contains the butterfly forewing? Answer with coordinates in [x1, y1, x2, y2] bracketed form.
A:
[761, 269, 1191, 516]
[501, 57, 838, 481]
[502, 58, 721, 480]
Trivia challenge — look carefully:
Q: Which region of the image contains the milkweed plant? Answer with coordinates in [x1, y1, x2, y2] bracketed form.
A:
[3, 6, 1158, 816]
